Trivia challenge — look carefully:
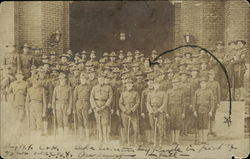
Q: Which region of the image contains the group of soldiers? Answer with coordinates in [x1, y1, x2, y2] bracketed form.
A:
[0, 39, 247, 146]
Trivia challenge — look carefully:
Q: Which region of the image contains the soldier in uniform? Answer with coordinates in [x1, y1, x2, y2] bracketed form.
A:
[140, 76, 154, 144]
[52, 72, 73, 136]
[0, 65, 15, 102]
[207, 70, 221, 137]
[9, 73, 28, 135]
[179, 71, 192, 136]
[119, 78, 139, 146]
[25, 79, 47, 136]
[2, 43, 20, 74]
[233, 40, 247, 100]
[147, 78, 166, 146]
[59, 54, 70, 73]
[73, 73, 92, 142]
[117, 51, 125, 64]
[151, 50, 158, 61]
[193, 77, 214, 144]
[20, 44, 34, 79]
[90, 73, 113, 145]
[81, 50, 88, 64]
[86, 51, 99, 69]
[165, 78, 185, 145]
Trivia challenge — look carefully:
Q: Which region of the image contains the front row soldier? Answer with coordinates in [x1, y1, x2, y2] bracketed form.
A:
[165, 78, 184, 145]
[52, 72, 73, 136]
[73, 73, 92, 142]
[119, 78, 140, 146]
[25, 79, 47, 136]
[193, 77, 214, 144]
[147, 78, 166, 146]
[9, 73, 28, 135]
[90, 73, 113, 146]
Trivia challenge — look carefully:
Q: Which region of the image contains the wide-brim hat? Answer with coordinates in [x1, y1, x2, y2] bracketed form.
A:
[236, 40, 246, 45]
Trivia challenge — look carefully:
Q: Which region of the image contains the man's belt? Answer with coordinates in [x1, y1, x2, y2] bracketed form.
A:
[30, 99, 43, 103]
[94, 98, 106, 102]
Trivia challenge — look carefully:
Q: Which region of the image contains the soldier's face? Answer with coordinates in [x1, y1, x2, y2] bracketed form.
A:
[126, 83, 133, 90]
[216, 44, 223, 50]
[173, 83, 178, 89]
[42, 59, 49, 63]
[51, 55, 56, 59]
[90, 54, 96, 59]
[61, 57, 68, 63]
[74, 70, 80, 76]
[153, 83, 160, 90]
[229, 43, 236, 49]
[110, 57, 116, 61]
[152, 54, 157, 59]
[144, 60, 150, 67]
[237, 42, 244, 49]
[16, 75, 24, 81]
[119, 55, 124, 59]
[168, 72, 174, 78]
[147, 81, 154, 89]
[60, 78, 67, 85]
[80, 78, 87, 84]
[98, 77, 104, 84]
[209, 74, 215, 80]
[181, 74, 187, 81]
[191, 71, 198, 77]
[23, 48, 29, 53]
[104, 78, 110, 84]
[82, 54, 86, 59]
[200, 82, 207, 89]
[201, 63, 207, 69]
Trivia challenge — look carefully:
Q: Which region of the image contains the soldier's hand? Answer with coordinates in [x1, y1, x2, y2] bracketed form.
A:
[141, 113, 145, 118]
[42, 112, 46, 117]
[166, 113, 170, 119]
[48, 103, 52, 109]
[88, 109, 92, 114]
[116, 110, 120, 116]
[194, 111, 197, 117]
[67, 109, 71, 115]
[182, 113, 185, 119]
[209, 111, 212, 117]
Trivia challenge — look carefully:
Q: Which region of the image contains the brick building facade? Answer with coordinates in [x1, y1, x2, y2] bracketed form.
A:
[0, 0, 249, 55]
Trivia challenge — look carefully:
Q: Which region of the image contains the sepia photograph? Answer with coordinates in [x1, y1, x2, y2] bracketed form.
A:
[0, 1, 249, 159]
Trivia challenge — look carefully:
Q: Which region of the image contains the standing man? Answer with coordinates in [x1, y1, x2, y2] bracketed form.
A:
[179, 71, 192, 136]
[119, 78, 140, 146]
[147, 78, 166, 146]
[73, 73, 92, 142]
[193, 77, 214, 144]
[90, 73, 113, 146]
[25, 79, 47, 136]
[9, 73, 28, 135]
[2, 43, 20, 74]
[165, 78, 185, 145]
[52, 72, 73, 136]
[207, 70, 221, 137]
[20, 44, 34, 79]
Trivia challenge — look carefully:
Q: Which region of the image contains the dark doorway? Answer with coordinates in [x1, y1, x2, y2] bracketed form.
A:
[70, 1, 175, 58]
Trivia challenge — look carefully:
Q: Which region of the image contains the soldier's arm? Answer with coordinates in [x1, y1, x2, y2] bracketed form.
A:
[210, 90, 215, 113]
[158, 92, 166, 112]
[119, 93, 126, 112]
[146, 94, 153, 113]
[25, 90, 30, 116]
[68, 87, 73, 110]
[217, 82, 221, 105]
[192, 91, 198, 112]
[73, 87, 78, 111]
[181, 91, 185, 115]
[52, 87, 57, 110]
[90, 86, 97, 109]
[104, 85, 113, 107]
[140, 91, 146, 114]
[132, 92, 140, 111]
[42, 88, 47, 114]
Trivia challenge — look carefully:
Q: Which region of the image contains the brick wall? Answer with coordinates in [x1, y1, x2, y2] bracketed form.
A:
[41, 1, 70, 54]
[0, 2, 15, 58]
[225, 0, 250, 49]
[201, 0, 225, 49]
[17, 1, 42, 50]
[174, 2, 182, 47]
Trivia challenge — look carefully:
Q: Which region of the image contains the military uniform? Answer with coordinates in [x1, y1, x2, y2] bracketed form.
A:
[119, 84, 140, 145]
[147, 87, 166, 144]
[74, 80, 92, 131]
[25, 82, 47, 133]
[9, 76, 28, 122]
[90, 75, 113, 144]
[3, 44, 20, 74]
[52, 74, 73, 134]
[20, 44, 34, 78]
